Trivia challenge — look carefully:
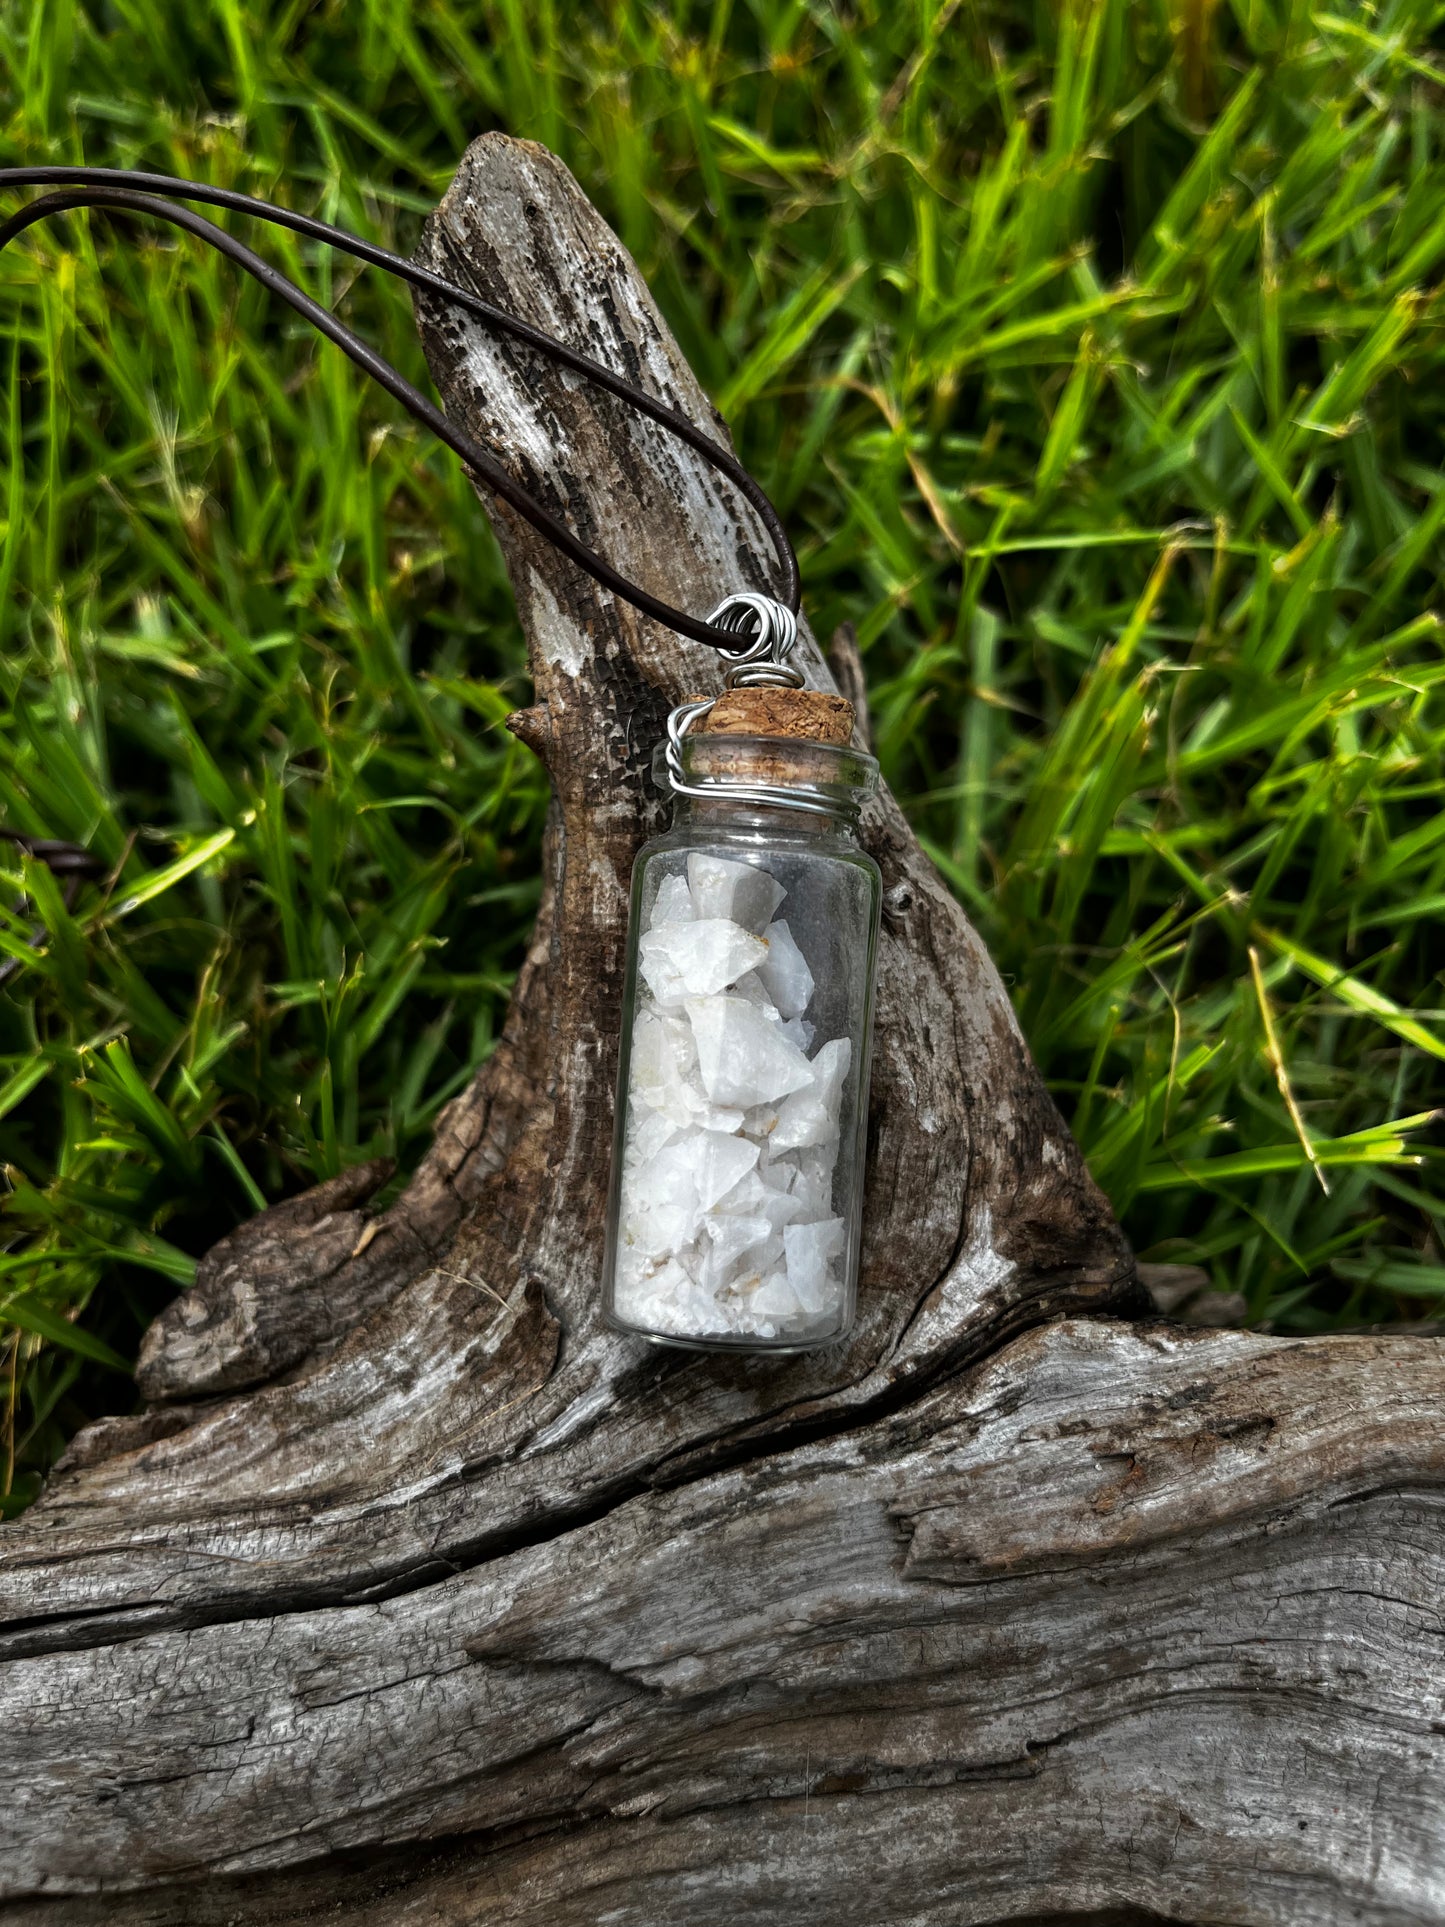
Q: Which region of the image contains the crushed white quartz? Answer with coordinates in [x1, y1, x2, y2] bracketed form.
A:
[613, 853, 851, 1343]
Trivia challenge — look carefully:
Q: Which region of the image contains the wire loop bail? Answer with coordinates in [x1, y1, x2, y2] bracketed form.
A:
[708, 592, 805, 691]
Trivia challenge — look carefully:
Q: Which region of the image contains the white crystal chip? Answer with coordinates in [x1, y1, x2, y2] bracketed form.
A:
[629, 1008, 745, 1133]
[768, 1037, 851, 1151]
[638, 918, 767, 1006]
[783, 1217, 846, 1314]
[612, 854, 854, 1344]
[687, 853, 786, 933]
[687, 994, 815, 1109]
[649, 872, 696, 928]
[757, 919, 814, 1019]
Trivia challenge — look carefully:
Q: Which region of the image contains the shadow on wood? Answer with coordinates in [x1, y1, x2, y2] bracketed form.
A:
[2, 136, 1441, 1927]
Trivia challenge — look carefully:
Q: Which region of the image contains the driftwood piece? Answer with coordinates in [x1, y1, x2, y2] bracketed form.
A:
[1, 135, 1442, 1925]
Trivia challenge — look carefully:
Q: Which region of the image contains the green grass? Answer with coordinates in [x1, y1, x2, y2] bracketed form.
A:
[1, 0, 1443, 1512]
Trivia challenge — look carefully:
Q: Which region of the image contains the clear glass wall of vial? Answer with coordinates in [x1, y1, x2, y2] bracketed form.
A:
[602, 734, 881, 1352]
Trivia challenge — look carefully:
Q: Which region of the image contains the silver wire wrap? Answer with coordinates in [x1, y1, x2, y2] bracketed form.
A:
[709, 591, 806, 691]
[661, 593, 857, 819]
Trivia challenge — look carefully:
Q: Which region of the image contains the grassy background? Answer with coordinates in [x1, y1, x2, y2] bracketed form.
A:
[1, 0, 1442, 1513]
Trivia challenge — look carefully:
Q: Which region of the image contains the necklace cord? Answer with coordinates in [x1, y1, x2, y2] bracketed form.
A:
[0, 165, 801, 650]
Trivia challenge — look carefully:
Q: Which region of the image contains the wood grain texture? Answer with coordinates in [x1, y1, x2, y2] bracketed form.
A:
[2, 136, 1439, 1926]
[8, 1322, 1445, 1922]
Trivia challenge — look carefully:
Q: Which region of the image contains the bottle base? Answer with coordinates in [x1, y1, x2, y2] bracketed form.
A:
[605, 1311, 849, 1356]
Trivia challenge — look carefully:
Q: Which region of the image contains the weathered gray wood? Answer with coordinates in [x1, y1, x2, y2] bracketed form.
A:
[8, 1323, 1445, 1922]
[2, 135, 1440, 1926]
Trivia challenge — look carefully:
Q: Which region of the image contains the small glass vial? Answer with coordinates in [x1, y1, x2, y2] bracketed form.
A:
[603, 707, 881, 1352]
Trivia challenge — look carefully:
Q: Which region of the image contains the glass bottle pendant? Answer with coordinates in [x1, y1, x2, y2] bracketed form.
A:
[602, 693, 881, 1354]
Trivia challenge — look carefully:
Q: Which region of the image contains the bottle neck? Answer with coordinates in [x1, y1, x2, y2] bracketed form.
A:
[671, 793, 862, 842]
[658, 727, 879, 843]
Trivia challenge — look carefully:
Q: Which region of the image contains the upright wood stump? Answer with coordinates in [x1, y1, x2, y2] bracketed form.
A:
[3, 136, 1444, 1926]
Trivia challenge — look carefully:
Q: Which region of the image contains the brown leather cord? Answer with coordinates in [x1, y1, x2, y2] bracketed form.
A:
[0, 166, 801, 649]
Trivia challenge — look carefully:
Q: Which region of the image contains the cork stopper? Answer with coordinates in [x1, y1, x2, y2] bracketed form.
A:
[698, 686, 854, 745]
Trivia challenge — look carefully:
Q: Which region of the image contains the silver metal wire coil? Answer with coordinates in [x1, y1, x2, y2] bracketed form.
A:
[709, 592, 806, 691]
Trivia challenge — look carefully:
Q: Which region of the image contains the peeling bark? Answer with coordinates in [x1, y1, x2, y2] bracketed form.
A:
[1, 136, 1437, 1926]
